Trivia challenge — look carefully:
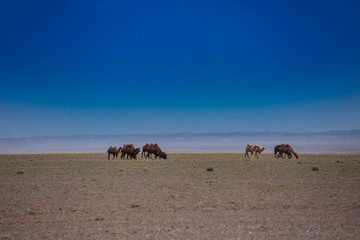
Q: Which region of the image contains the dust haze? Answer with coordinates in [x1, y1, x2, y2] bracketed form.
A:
[1, 130, 360, 153]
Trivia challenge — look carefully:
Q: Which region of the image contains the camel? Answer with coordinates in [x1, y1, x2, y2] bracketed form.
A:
[142, 143, 167, 159]
[107, 146, 121, 160]
[277, 144, 298, 159]
[127, 148, 141, 160]
[121, 145, 141, 160]
[255, 146, 266, 158]
[274, 144, 282, 158]
[142, 143, 154, 158]
[121, 144, 136, 160]
[245, 144, 258, 159]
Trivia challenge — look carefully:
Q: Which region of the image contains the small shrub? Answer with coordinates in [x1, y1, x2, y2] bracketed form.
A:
[311, 166, 319, 171]
[207, 167, 214, 171]
[26, 209, 39, 215]
[16, 171, 24, 174]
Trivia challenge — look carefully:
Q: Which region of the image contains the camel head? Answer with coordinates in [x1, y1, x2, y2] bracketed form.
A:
[160, 151, 167, 159]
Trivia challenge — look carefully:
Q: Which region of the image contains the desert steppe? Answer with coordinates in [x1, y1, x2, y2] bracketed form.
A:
[0, 152, 359, 239]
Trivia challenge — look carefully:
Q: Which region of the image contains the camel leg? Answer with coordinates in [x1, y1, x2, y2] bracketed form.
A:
[108, 153, 110, 160]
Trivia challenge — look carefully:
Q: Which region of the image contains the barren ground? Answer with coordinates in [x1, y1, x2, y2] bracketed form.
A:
[0, 152, 359, 239]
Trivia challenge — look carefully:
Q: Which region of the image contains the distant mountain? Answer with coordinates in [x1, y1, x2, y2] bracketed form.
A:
[1, 130, 360, 153]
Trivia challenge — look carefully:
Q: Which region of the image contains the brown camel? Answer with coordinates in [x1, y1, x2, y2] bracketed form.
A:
[107, 146, 121, 160]
[142, 143, 167, 159]
[121, 144, 136, 160]
[127, 148, 141, 160]
[274, 144, 282, 158]
[142, 143, 154, 158]
[277, 144, 298, 159]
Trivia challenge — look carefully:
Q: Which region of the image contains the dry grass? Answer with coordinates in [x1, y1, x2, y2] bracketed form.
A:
[0, 152, 359, 239]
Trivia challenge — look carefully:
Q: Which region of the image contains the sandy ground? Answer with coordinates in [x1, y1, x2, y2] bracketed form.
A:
[0, 152, 359, 239]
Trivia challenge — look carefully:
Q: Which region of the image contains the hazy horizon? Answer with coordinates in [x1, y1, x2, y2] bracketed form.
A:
[1, 130, 360, 153]
[1, 1, 360, 138]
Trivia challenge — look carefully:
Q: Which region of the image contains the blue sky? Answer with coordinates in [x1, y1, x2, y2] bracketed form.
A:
[1, 0, 360, 137]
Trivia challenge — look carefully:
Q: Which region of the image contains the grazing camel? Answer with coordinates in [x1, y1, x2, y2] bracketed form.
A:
[277, 144, 298, 159]
[142, 143, 167, 159]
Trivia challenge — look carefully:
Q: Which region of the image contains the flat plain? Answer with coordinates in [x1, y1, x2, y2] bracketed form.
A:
[0, 152, 359, 239]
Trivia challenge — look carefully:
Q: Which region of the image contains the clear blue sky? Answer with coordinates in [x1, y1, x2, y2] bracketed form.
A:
[1, 0, 360, 137]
